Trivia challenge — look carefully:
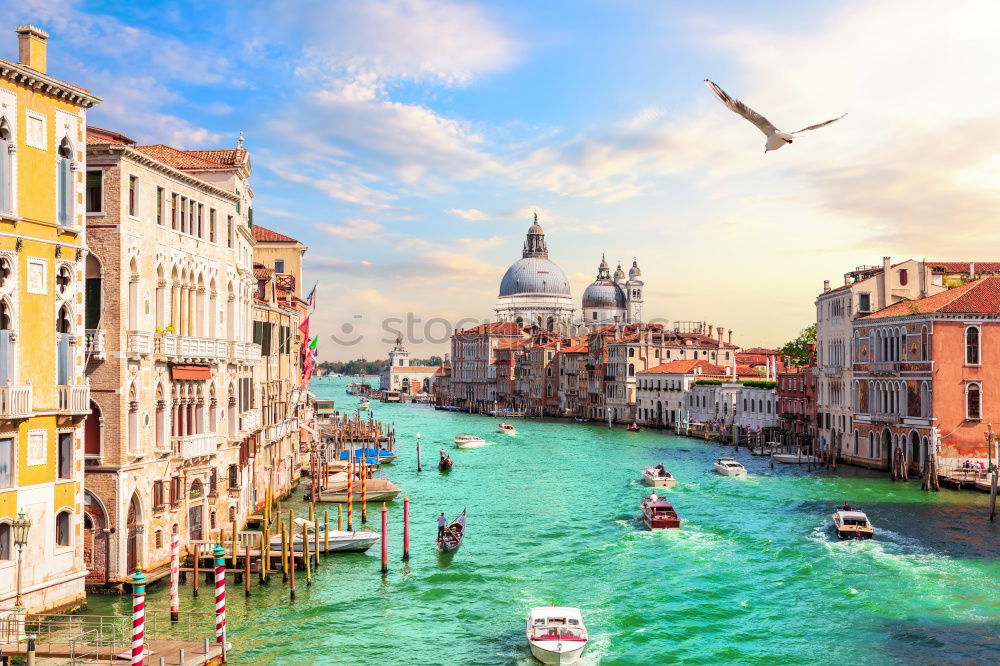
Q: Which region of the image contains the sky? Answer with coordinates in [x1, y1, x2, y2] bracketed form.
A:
[6, 0, 1000, 360]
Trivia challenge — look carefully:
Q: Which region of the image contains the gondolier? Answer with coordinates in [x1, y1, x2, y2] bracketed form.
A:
[438, 512, 447, 541]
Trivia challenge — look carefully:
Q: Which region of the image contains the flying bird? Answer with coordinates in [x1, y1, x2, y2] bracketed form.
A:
[704, 79, 846, 153]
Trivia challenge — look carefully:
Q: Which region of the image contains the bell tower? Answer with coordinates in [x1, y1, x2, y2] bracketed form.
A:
[626, 258, 643, 323]
[387, 335, 410, 367]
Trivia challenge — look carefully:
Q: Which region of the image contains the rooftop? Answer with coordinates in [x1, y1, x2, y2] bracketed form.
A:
[863, 276, 1000, 318]
[253, 224, 300, 244]
[638, 359, 726, 375]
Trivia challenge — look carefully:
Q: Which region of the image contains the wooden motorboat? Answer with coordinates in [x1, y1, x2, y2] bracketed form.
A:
[454, 435, 487, 448]
[772, 451, 820, 464]
[497, 422, 518, 436]
[832, 505, 874, 540]
[713, 457, 747, 477]
[435, 509, 466, 553]
[317, 478, 402, 503]
[438, 456, 454, 472]
[641, 465, 676, 488]
[526, 606, 588, 665]
[269, 518, 380, 554]
[338, 448, 396, 464]
[640, 494, 681, 529]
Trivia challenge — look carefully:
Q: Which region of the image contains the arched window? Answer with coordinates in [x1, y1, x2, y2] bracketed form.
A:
[628, 363, 634, 377]
[921, 326, 928, 360]
[0, 522, 10, 560]
[56, 510, 71, 546]
[0, 117, 11, 213]
[899, 268, 908, 286]
[628, 348, 635, 358]
[57, 304, 73, 385]
[57, 138, 73, 226]
[966, 383, 981, 420]
[966, 327, 980, 365]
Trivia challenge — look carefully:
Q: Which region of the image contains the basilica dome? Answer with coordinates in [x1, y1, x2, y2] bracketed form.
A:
[582, 280, 626, 309]
[499, 257, 571, 296]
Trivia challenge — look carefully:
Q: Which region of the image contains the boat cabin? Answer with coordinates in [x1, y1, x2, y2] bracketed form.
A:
[528, 608, 586, 640]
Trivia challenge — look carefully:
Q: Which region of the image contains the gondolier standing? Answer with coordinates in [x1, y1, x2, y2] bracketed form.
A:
[437, 512, 447, 541]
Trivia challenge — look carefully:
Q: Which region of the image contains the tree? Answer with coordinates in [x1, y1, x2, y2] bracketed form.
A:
[779, 324, 816, 367]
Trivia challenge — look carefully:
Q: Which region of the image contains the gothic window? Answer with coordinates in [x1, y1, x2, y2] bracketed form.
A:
[56, 265, 72, 298]
[56, 510, 71, 546]
[966, 327, 980, 365]
[57, 138, 73, 226]
[921, 326, 928, 360]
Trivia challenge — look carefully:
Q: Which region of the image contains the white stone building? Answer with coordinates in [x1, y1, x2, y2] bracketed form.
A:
[379, 336, 437, 394]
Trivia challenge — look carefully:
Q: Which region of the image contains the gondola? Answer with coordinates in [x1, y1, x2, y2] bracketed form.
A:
[439, 456, 454, 472]
[435, 509, 466, 553]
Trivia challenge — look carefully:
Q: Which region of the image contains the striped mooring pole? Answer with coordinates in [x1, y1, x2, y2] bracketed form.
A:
[131, 567, 146, 666]
[213, 543, 228, 656]
[169, 529, 179, 622]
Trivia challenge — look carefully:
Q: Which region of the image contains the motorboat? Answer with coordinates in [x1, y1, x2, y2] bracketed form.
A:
[713, 457, 748, 477]
[270, 518, 380, 554]
[338, 448, 396, 464]
[641, 465, 677, 488]
[497, 422, 518, 436]
[526, 606, 588, 665]
[772, 451, 820, 464]
[832, 505, 874, 540]
[454, 435, 487, 449]
[640, 494, 681, 529]
[435, 509, 466, 553]
[316, 478, 402, 503]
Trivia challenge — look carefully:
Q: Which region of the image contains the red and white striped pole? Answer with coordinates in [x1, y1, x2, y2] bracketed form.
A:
[169, 529, 179, 622]
[130, 567, 146, 666]
[213, 543, 227, 656]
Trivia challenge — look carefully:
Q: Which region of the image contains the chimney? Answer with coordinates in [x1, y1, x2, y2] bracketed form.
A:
[728, 330, 732, 345]
[970, 262, 975, 280]
[823, 280, 830, 292]
[881, 256, 891, 309]
[16, 25, 48, 74]
[717, 326, 725, 342]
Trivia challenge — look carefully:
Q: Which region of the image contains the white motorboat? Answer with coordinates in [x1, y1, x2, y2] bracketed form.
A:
[317, 478, 402, 503]
[454, 435, 487, 448]
[269, 518, 380, 554]
[713, 457, 747, 477]
[526, 606, 588, 665]
[773, 450, 820, 464]
[497, 422, 517, 436]
[832, 505, 874, 540]
[642, 465, 677, 488]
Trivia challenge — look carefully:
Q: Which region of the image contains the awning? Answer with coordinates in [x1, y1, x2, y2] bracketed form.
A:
[171, 364, 211, 380]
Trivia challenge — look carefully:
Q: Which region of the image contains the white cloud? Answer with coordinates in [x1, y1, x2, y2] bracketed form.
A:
[446, 208, 491, 221]
[314, 220, 384, 239]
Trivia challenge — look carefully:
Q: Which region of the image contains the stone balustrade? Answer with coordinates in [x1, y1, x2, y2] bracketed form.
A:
[171, 432, 219, 459]
[0, 383, 32, 418]
[57, 383, 90, 415]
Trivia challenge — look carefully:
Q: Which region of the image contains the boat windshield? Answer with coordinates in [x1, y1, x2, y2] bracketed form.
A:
[532, 627, 584, 640]
[842, 518, 868, 526]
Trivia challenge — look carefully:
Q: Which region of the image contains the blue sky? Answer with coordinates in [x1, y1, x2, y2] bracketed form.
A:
[7, 0, 1000, 359]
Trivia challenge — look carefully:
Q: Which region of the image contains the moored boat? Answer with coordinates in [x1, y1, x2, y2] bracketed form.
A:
[454, 435, 487, 448]
[338, 448, 396, 464]
[269, 518, 380, 554]
[640, 494, 681, 529]
[526, 606, 588, 665]
[713, 457, 748, 477]
[317, 478, 402, 503]
[497, 422, 517, 436]
[641, 465, 676, 488]
[772, 452, 820, 464]
[832, 504, 874, 540]
[435, 509, 466, 553]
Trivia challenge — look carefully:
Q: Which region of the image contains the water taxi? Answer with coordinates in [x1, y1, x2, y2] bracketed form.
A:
[454, 435, 487, 448]
[497, 422, 517, 436]
[526, 606, 588, 664]
[641, 465, 676, 488]
[640, 494, 681, 529]
[832, 505, 874, 540]
[713, 457, 748, 477]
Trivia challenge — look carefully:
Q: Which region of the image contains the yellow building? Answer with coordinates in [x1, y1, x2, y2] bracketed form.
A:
[0, 26, 101, 615]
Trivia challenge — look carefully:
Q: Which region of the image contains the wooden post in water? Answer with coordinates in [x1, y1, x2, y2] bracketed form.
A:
[347, 453, 354, 530]
[243, 539, 251, 596]
[302, 520, 312, 586]
[338, 504, 343, 531]
[192, 546, 200, 597]
[770, 451, 774, 470]
[281, 524, 288, 583]
[990, 469, 997, 521]
[402, 495, 410, 560]
[416, 433, 422, 472]
[324, 510, 330, 554]
[381, 503, 389, 574]
[260, 521, 270, 584]
[361, 463, 368, 523]
[288, 511, 296, 600]
[230, 521, 238, 569]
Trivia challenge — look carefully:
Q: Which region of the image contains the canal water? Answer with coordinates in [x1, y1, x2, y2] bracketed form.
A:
[88, 377, 999, 664]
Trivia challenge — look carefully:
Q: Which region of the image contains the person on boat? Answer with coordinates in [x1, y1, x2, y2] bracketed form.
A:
[656, 463, 666, 474]
[440, 448, 447, 461]
[649, 492, 659, 503]
[437, 512, 447, 541]
[840, 502, 852, 511]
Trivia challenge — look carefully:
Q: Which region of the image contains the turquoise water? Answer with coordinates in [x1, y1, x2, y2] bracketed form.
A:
[88, 377, 999, 664]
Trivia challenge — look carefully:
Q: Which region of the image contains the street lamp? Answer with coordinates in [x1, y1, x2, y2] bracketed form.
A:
[13, 508, 30, 611]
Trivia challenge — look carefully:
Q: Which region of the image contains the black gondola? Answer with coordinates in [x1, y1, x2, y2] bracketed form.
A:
[439, 456, 454, 472]
[435, 509, 466, 553]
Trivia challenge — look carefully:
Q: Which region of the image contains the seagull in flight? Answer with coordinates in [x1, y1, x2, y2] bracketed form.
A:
[704, 79, 846, 153]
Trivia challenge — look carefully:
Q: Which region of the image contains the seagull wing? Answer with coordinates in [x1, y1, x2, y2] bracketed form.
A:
[792, 113, 847, 134]
[704, 79, 777, 136]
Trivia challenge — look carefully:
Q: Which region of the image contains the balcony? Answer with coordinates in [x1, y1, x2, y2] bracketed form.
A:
[57, 383, 90, 415]
[0, 383, 32, 419]
[240, 408, 261, 433]
[822, 365, 843, 377]
[869, 361, 900, 374]
[171, 432, 219, 459]
[85, 328, 106, 360]
[155, 334, 231, 362]
[262, 417, 297, 443]
[229, 341, 262, 363]
[127, 330, 153, 356]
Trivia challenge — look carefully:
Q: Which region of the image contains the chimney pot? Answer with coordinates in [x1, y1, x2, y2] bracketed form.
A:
[16, 25, 48, 74]
[823, 279, 830, 292]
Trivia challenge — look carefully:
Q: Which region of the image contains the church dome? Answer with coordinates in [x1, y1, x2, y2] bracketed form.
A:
[499, 257, 571, 297]
[613, 263, 626, 282]
[629, 259, 641, 280]
[582, 280, 626, 309]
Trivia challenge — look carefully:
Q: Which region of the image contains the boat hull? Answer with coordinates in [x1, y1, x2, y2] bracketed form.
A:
[270, 531, 380, 554]
[713, 466, 747, 477]
[318, 489, 401, 503]
[773, 454, 819, 464]
[642, 469, 676, 488]
[835, 528, 873, 540]
[455, 440, 486, 449]
[528, 640, 587, 665]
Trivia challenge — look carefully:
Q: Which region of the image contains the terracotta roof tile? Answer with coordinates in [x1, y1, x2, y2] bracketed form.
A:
[638, 359, 726, 375]
[134, 144, 225, 169]
[560, 343, 589, 354]
[864, 276, 1000, 318]
[927, 261, 1000, 273]
[184, 149, 247, 166]
[86, 125, 134, 146]
[253, 225, 299, 243]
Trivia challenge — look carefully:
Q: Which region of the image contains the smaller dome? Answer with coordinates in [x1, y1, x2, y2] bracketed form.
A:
[613, 263, 625, 282]
[582, 281, 626, 309]
[629, 259, 641, 279]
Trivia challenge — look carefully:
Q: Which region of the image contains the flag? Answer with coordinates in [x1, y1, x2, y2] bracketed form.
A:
[309, 335, 318, 351]
[306, 283, 317, 311]
[298, 314, 310, 343]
